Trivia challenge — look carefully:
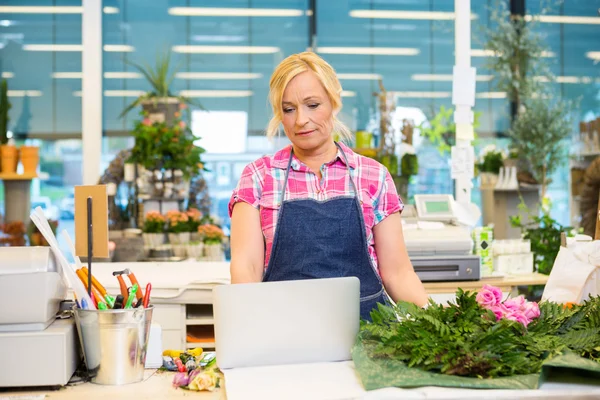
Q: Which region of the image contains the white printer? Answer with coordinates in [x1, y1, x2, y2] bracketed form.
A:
[403, 194, 481, 282]
[0, 247, 78, 387]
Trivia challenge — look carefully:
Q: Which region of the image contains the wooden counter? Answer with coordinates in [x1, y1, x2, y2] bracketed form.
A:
[423, 273, 549, 294]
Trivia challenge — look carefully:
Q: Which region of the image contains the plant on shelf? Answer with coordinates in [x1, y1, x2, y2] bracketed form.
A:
[186, 207, 203, 235]
[141, 211, 166, 248]
[507, 98, 574, 198]
[119, 50, 199, 120]
[166, 210, 190, 245]
[128, 111, 205, 179]
[27, 219, 58, 246]
[418, 105, 481, 155]
[142, 211, 165, 234]
[509, 197, 576, 275]
[197, 224, 225, 245]
[0, 221, 26, 246]
[476, 144, 506, 175]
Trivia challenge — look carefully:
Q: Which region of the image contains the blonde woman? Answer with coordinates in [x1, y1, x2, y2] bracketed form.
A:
[228, 52, 427, 320]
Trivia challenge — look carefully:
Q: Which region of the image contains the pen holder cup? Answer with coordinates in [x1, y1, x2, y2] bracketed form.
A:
[73, 305, 154, 385]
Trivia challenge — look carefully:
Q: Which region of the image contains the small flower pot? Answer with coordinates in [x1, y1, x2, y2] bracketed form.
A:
[204, 243, 224, 261]
[0, 145, 19, 173]
[186, 243, 204, 259]
[19, 146, 39, 173]
[168, 232, 190, 244]
[172, 244, 188, 258]
[142, 232, 166, 248]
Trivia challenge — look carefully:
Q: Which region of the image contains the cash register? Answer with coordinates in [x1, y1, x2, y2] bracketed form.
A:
[402, 194, 481, 282]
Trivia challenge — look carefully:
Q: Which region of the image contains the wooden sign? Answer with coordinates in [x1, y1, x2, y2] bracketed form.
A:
[74, 185, 109, 258]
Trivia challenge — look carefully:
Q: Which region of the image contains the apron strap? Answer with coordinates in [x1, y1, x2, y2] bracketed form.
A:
[280, 142, 359, 205]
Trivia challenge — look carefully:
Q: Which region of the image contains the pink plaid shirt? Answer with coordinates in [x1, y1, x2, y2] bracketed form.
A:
[228, 142, 403, 273]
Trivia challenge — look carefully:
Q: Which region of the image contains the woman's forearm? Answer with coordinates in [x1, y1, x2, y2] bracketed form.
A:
[382, 267, 429, 307]
[230, 260, 263, 284]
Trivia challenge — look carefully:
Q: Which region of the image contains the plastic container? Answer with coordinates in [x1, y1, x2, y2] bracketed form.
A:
[74, 306, 154, 385]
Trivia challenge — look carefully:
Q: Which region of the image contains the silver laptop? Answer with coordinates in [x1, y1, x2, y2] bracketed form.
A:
[213, 277, 360, 369]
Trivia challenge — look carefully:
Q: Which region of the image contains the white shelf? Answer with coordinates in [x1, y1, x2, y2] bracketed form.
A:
[186, 317, 214, 325]
[186, 342, 215, 349]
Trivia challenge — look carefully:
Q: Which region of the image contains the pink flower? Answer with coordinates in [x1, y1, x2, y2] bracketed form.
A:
[523, 301, 541, 320]
[503, 296, 527, 313]
[476, 285, 503, 308]
[179, 120, 186, 129]
[179, 103, 187, 110]
[142, 118, 152, 126]
[490, 304, 508, 321]
[504, 311, 531, 327]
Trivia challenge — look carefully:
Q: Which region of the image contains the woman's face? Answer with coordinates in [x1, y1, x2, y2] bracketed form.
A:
[281, 71, 335, 154]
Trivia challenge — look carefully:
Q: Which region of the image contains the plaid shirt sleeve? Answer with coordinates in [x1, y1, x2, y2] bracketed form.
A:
[373, 168, 404, 225]
[228, 159, 264, 217]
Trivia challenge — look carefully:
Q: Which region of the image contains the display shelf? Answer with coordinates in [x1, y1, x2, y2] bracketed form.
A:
[186, 304, 214, 325]
[0, 172, 37, 180]
[186, 325, 215, 350]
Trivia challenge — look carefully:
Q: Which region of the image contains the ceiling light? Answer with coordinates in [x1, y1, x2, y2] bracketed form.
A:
[349, 10, 477, 20]
[103, 7, 119, 14]
[7, 90, 43, 97]
[104, 72, 143, 79]
[74, 91, 145, 97]
[103, 45, 135, 52]
[317, 47, 419, 56]
[341, 91, 356, 97]
[176, 72, 262, 79]
[23, 44, 83, 52]
[476, 92, 507, 99]
[337, 73, 381, 80]
[411, 74, 494, 82]
[525, 15, 600, 25]
[586, 51, 600, 61]
[396, 91, 451, 98]
[179, 90, 253, 98]
[556, 76, 593, 84]
[1, 72, 14, 78]
[471, 49, 554, 57]
[52, 72, 83, 79]
[168, 7, 303, 17]
[0, 6, 81, 14]
[173, 45, 279, 54]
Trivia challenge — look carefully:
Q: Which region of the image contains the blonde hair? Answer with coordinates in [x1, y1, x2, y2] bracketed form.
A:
[266, 51, 352, 141]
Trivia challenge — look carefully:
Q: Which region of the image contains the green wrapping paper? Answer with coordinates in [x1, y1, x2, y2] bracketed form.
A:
[352, 339, 600, 391]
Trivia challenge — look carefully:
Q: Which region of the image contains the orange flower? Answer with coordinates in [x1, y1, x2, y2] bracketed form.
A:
[563, 302, 578, 309]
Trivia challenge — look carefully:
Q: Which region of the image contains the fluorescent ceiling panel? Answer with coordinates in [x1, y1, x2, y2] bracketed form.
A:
[317, 47, 419, 56]
[23, 44, 83, 51]
[103, 45, 135, 52]
[341, 91, 356, 97]
[525, 15, 600, 25]
[0, 6, 119, 14]
[8, 90, 42, 97]
[337, 73, 381, 80]
[586, 51, 600, 61]
[179, 90, 253, 98]
[52, 72, 83, 79]
[476, 92, 507, 99]
[349, 10, 477, 20]
[396, 92, 451, 98]
[104, 72, 143, 79]
[471, 49, 555, 57]
[173, 45, 279, 54]
[411, 74, 493, 82]
[1, 72, 14, 78]
[169, 7, 303, 17]
[176, 72, 262, 79]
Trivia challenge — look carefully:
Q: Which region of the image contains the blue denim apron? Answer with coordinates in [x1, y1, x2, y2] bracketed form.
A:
[262, 143, 388, 321]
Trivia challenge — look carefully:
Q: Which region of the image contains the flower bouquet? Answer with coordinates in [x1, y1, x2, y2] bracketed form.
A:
[353, 285, 600, 390]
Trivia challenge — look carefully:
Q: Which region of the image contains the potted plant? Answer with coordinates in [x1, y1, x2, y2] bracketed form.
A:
[141, 211, 166, 248]
[0, 79, 18, 174]
[507, 98, 573, 198]
[197, 224, 225, 261]
[476, 145, 506, 187]
[127, 111, 205, 180]
[418, 105, 481, 155]
[119, 50, 199, 124]
[166, 209, 190, 244]
[27, 219, 58, 246]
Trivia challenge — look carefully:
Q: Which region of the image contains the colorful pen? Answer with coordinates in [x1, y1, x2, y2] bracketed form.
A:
[143, 283, 152, 308]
